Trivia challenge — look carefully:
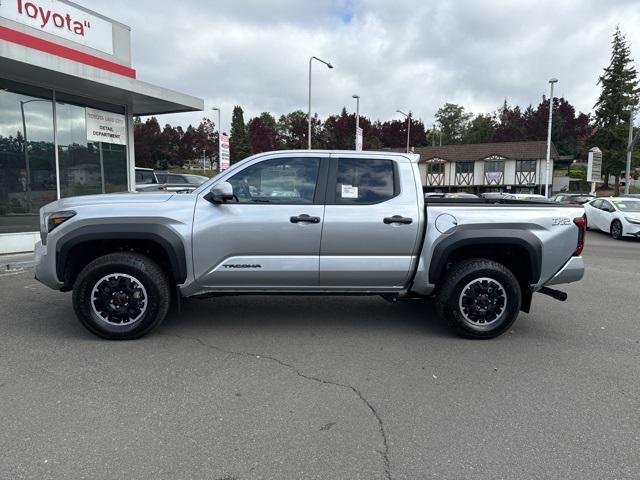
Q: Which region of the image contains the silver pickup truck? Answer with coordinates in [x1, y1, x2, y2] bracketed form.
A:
[34, 150, 586, 340]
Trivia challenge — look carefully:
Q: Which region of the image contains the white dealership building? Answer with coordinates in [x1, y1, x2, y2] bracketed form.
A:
[0, 0, 203, 253]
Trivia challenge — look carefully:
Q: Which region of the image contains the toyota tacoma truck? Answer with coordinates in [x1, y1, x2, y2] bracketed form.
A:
[34, 151, 586, 340]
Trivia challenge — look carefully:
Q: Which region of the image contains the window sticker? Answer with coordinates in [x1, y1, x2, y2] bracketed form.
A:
[341, 184, 359, 198]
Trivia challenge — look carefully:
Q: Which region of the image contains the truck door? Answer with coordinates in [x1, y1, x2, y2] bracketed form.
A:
[192, 154, 328, 289]
[319, 155, 422, 288]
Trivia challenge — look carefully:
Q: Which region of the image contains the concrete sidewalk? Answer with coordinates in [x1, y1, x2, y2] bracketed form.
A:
[1, 252, 35, 274]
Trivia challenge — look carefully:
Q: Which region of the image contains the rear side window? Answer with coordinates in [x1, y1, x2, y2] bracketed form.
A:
[590, 199, 602, 209]
[334, 158, 396, 204]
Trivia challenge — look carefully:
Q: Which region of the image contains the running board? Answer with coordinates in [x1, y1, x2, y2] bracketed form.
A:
[538, 286, 568, 302]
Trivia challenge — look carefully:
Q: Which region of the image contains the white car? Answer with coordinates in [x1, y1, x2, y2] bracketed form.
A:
[584, 197, 640, 240]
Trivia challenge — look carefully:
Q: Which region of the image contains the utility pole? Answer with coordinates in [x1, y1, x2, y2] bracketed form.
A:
[308, 56, 333, 149]
[212, 107, 221, 171]
[353, 94, 360, 150]
[624, 106, 637, 195]
[544, 78, 558, 197]
[397, 110, 411, 153]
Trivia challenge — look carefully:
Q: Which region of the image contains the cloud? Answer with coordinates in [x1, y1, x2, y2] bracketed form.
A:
[81, 0, 640, 131]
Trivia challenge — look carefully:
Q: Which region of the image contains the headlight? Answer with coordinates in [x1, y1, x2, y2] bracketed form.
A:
[624, 217, 640, 225]
[47, 211, 76, 232]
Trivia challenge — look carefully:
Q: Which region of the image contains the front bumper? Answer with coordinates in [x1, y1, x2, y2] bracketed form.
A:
[544, 256, 584, 287]
[33, 241, 63, 290]
[623, 222, 640, 237]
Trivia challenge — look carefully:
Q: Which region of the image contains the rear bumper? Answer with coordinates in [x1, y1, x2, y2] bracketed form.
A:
[543, 256, 584, 287]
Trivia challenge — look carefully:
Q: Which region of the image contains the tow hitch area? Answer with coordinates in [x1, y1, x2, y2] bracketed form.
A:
[538, 286, 568, 302]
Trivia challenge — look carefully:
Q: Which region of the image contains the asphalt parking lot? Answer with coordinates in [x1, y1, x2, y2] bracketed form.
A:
[1, 231, 639, 480]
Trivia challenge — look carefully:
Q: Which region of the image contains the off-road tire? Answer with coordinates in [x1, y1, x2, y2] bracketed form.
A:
[435, 258, 522, 339]
[72, 252, 170, 340]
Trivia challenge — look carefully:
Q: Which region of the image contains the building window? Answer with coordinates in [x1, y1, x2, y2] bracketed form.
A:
[455, 161, 474, 186]
[427, 162, 444, 174]
[484, 159, 505, 185]
[0, 84, 56, 233]
[516, 160, 537, 185]
[516, 160, 536, 172]
[0, 80, 129, 234]
[56, 100, 128, 197]
[455, 161, 474, 174]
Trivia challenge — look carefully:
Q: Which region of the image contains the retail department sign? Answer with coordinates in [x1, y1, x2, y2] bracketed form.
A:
[86, 108, 126, 145]
[0, 0, 113, 54]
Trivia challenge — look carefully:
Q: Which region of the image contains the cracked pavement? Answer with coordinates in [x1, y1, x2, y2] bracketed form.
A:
[1, 231, 640, 479]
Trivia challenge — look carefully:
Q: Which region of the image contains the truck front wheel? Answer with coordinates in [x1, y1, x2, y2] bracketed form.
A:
[436, 259, 521, 339]
[72, 252, 171, 340]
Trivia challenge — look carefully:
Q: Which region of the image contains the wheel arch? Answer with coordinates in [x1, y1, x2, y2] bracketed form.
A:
[56, 224, 187, 290]
[428, 228, 542, 287]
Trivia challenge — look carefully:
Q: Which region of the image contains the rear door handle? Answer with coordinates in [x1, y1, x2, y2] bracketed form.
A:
[383, 215, 413, 225]
[291, 214, 321, 224]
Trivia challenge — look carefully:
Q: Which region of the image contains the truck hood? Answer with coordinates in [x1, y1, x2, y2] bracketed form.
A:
[42, 192, 174, 213]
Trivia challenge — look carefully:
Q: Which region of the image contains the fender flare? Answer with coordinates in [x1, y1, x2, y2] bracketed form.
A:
[428, 227, 543, 284]
[56, 223, 188, 285]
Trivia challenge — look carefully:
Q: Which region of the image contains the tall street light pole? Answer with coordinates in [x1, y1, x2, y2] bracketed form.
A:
[624, 105, 638, 195]
[544, 78, 558, 197]
[397, 110, 411, 153]
[308, 56, 333, 150]
[212, 107, 221, 171]
[352, 94, 360, 150]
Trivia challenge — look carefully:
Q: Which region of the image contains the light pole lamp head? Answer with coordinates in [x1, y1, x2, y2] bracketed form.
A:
[352, 94, 359, 99]
[549, 78, 558, 84]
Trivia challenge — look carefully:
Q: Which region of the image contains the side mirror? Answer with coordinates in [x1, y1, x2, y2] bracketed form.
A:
[204, 181, 234, 204]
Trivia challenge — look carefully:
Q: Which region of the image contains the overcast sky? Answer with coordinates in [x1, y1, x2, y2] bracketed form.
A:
[83, 0, 640, 132]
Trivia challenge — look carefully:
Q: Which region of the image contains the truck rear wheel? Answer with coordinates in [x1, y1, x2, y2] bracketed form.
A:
[436, 258, 521, 339]
[72, 252, 171, 340]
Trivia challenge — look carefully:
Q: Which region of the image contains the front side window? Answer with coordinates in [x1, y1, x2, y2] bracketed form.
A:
[228, 157, 320, 204]
[600, 200, 614, 211]
[335, 158, 395, 204]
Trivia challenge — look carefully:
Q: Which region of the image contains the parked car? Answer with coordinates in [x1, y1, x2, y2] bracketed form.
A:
[583, 197, 640, 239]
[35, 150, 585, 340]
[481, 192, 516, 200]
[135, 168, 206, 193]
[134, 167, 158, 187]
[155, 172, 209, 186]
[550, 193, 595, 205]
[444, 192, 478, 198]
[513, 193, 552, 202]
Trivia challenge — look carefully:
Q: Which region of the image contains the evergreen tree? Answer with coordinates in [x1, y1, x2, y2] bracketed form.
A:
[435, 103, 473, 144]
[229, 105, 251, 164]
[589, 27, 639, 191]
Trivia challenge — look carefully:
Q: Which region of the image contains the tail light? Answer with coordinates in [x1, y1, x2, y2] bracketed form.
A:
[573, 216, 586, 255]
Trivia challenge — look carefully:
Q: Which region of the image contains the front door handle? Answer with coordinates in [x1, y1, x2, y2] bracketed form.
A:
[291, 214, 321, 224]
[383, 215, 413, 225]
